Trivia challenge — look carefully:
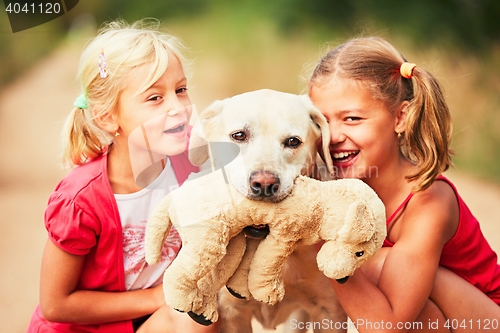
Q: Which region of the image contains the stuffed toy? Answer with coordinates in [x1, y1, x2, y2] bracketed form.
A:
[145, 168, 386, 325]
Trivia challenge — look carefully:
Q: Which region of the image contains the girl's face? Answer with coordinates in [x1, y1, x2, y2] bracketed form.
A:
[116, 54, 192, 157]
[309, 79, 401, 181]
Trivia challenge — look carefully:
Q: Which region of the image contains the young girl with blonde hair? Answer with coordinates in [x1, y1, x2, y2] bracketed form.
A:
[27, 19, 219, 333]
[309, 37, 500, 332]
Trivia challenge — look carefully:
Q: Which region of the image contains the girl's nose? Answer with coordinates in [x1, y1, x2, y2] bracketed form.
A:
[329, 123, 346, 144]
[167, 107, 181, 116]
[166, 97, 187, 116]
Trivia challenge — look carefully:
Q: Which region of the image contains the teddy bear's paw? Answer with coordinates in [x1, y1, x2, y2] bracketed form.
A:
[188, 311, 213, 326]
[226, 271, 251, 299]
[163, 282, 204, 314]
[187, 300, 219, 326]
[251, 281, 285, 305]
[335, 276, 349, 284]
[226, 286, 249, 299]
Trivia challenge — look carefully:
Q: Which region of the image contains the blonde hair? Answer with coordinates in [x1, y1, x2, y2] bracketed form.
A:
[62, 19, 191, 166]
[310, 37, 452, 191]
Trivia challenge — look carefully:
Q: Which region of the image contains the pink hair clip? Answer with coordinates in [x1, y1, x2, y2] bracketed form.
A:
[98, 51, 108, 79]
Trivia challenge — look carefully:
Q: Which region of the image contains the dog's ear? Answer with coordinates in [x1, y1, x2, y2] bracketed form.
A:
[189, 98, 228, 165]
[299, 95, 334, 176]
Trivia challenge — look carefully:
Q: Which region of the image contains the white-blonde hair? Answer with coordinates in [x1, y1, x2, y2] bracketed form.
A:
[62, 18, 191, 166]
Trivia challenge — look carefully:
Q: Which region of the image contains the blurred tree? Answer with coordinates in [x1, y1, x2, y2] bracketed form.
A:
[263, 0, 500, 52]
[3, 0, 500, 86]
[57, 0, 209, 30]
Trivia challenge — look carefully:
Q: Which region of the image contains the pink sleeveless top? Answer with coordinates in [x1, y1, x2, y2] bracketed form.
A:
[383, 175, 500, 304]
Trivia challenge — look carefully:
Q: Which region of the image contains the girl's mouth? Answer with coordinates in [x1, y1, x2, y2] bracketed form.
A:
[164, 123, 186, 134]
[331, 150, 359, 165]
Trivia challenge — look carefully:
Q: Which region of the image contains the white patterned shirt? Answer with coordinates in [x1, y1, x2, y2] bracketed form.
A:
[115, 159, 181, 290]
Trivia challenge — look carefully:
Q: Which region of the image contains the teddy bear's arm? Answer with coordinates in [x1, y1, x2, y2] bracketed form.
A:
[160, 216, 236, 324]
[194, 232, 247, 323]
[145, 193, 174, 265]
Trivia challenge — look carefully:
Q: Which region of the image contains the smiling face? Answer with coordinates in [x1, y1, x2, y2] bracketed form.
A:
[116, 54, 192, 157]
[310, 79, 402, 183]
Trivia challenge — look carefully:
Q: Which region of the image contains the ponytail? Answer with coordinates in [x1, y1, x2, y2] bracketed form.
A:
[61, 106, 111, 167]
[401, 67, 453, 191]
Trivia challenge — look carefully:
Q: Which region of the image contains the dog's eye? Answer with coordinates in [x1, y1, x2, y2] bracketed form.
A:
[355, 251, 364, 257]
[285, 137, 302, 148]
[231, 131, 247, 141]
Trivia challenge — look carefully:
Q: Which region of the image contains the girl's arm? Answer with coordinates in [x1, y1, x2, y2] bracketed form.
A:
[39, 238, 165, 324]
[330, 181, 459, 333]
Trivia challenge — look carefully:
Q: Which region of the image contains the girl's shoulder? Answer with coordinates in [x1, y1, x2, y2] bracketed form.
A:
[403, 176, 459, 244]
[55, 154, 110, 199]
[46, 154, 118, 255]
[412, 176, 457, 207]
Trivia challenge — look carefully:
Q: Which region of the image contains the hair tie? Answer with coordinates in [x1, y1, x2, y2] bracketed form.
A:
[400, 62, 417, 79]
[73, 93, 88, 109]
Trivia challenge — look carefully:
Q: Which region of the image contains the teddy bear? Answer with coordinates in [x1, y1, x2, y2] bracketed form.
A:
[145, 167, 386, 325]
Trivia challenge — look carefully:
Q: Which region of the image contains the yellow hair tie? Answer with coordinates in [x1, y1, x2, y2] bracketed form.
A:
[400, 62, 416, 79]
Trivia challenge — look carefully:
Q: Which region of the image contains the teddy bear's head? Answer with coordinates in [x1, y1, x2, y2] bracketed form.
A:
[316, 199, 386, 283]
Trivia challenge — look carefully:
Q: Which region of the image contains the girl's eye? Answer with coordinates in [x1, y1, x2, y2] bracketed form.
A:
[176, 87, 188, 94]
[345, 116, 361, 122]
[148, 95, 162, 102]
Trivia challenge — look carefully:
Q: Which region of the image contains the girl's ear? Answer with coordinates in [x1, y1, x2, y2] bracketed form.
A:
[93, 108, 118, 134]
[394, 101, 409, 134]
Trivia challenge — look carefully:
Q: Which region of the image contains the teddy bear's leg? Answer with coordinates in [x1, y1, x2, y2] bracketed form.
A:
[248, 236, 296, 305]
[226, 236, 260, 299]
[162, 221, 231, 324]
[194, 233, 247, 323]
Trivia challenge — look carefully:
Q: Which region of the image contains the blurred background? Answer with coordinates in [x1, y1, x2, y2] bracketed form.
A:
[1, 1, 499, 332]
[2, 0, 500, 180]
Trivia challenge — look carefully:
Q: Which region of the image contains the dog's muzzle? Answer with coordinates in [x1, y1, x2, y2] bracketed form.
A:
[249, 171, 280, 198]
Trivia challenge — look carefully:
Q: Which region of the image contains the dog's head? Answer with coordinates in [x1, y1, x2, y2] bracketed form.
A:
[189, 89, 333, 202]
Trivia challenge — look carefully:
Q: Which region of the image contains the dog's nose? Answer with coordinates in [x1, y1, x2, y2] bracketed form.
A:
[249, 171, 280, 197]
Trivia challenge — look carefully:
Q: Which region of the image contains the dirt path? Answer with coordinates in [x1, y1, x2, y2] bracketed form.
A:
[1, 43, 499, 333]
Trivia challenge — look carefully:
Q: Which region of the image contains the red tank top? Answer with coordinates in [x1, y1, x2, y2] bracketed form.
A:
[383, 175, 500, 304]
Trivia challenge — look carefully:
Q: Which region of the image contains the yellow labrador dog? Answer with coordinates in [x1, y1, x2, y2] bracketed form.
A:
[189, 89, 347, 333]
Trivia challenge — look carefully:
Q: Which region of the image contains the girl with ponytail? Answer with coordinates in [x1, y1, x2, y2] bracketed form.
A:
[27, 19, 219, 333]
[309, 37, 500, 332]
